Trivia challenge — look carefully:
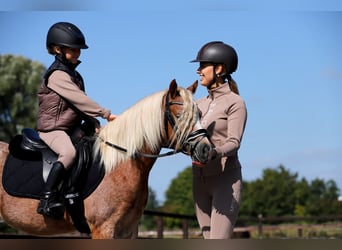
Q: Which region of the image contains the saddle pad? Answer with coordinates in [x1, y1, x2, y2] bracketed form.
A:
[2, 153, 44, 199]
[3, 134, 105, 200]
[3, 153, 105, 201]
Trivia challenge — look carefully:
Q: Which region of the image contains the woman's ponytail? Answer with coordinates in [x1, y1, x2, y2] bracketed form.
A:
[227, 75, 239, 95]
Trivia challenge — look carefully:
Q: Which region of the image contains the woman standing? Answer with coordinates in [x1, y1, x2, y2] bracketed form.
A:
[190, 41, 247, 239]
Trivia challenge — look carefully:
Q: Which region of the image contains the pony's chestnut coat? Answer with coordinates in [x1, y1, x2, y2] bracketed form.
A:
[0, 80, 212, 239]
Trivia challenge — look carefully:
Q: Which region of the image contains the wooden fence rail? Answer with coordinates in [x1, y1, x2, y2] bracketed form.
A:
[139, 211, 342, 239]
[1, 211, 342, 239]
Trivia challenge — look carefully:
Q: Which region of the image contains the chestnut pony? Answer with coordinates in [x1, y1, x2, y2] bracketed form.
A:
[0, 79, 212, 239]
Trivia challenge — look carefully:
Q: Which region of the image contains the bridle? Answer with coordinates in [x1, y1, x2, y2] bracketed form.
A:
[100, 91, 209, 159]
[163, 90, 209, 156]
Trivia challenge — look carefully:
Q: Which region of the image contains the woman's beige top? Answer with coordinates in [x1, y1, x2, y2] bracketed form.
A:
[193, 83, 247, 176]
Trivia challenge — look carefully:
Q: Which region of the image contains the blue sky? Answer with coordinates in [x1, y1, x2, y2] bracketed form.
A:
[1, 2, 342, 203]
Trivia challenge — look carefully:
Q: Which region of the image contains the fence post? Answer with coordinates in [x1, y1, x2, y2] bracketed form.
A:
[156, 216, 164, 239]
[297, 227, 303, 238]
[258, 214, 263, 239]
[182, 219, 189, 239]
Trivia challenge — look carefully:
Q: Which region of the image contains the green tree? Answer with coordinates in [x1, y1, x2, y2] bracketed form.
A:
[293, 178, 311, 216]
[305, 179, 341, 216]
[0, 54, 45, 142]
[240, 165, 299, 217]
[240, 165, 342, 218]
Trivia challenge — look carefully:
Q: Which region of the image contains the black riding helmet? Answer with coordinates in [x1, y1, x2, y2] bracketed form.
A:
[46, 22, 88, 50]
[190, 41, 238, 74]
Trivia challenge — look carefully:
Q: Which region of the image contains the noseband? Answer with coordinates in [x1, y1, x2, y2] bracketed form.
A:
[100, 91, 209, 158]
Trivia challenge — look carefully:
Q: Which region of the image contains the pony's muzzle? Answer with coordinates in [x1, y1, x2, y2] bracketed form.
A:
[191, 142, 212, 165]
[181, 128, 212, 165]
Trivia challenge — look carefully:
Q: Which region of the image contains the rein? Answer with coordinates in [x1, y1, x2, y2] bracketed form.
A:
[99, 137, 180, 158]
[99, 91, 183, 158]
[99, 129, 208, 159]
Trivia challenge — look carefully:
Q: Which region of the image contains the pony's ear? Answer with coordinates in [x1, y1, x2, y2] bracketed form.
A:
[187, 80, 198, 94]
[169, 79, 178, 98]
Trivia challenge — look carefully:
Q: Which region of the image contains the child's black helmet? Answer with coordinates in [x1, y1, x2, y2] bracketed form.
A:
[191, 41, 238, 74]
[46, 22, 88, 49]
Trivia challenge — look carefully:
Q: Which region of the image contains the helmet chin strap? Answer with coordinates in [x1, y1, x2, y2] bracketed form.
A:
[61, 51, 68, 61]
[55, 53, 80, 71]
[55, 46, 68, 62]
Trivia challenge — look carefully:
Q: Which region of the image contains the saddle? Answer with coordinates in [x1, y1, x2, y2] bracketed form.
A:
[2, 125, 105, 234]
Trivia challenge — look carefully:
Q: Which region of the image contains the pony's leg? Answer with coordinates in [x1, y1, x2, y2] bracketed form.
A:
[90, 222, 115, 239]
[0, 142, 9, 222]
[89, 221, 136, 239]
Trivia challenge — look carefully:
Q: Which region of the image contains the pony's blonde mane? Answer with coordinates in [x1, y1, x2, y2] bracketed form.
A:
[93, 87, 197, 173]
